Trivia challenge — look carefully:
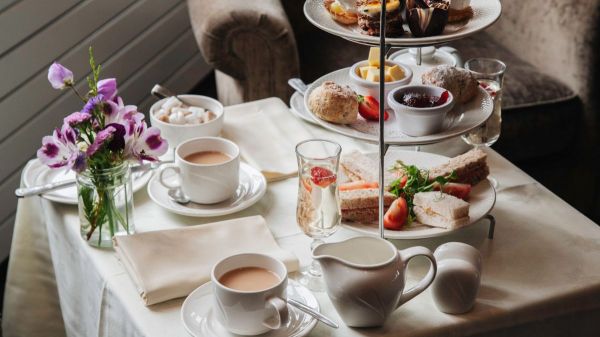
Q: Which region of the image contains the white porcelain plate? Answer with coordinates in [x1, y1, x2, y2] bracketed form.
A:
[21, 159, 153, 205]
[304, 68, 493, 145]
[342, 150, 496, 239]
[303, 0, 501, 47]
[290, 91, 319, 125]
[181, 280, 318, 337]
[147, 162, 267, 217]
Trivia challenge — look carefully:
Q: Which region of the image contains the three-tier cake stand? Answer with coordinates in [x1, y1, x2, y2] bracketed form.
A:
[302, 0, 502, 239]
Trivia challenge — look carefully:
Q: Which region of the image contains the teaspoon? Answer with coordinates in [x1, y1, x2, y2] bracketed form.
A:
[287, 298, 339, 329]
[168, 188, 190, 205]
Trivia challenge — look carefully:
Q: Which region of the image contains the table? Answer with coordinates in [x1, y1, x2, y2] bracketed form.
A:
[4, 98, 600, 337]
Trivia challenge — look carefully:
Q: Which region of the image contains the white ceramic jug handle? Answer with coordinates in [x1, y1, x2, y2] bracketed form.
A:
[397, 246, 437, 308]
[262, 296, 289, 330]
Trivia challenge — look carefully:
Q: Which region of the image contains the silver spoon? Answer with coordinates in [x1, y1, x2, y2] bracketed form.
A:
[167, 188, 190, 205]
[151, 84, 192, 106]
[287, 298, 339, 329]
[287, 78, 308, 96]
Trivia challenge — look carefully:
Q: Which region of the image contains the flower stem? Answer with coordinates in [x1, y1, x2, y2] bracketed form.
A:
[69, 85, 87, 103]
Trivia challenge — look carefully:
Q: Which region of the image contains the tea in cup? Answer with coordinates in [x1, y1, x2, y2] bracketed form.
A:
[211, 253, 290, 335]
[159, 137, 240, 204]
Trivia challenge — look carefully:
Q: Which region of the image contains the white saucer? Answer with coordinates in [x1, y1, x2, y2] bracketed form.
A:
[21, 159, 153, 205]
[147, 162, 267, 217]
[181, 280, 318, 337]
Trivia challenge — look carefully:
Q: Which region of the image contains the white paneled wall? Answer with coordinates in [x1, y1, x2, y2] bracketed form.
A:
[0, 0, 211, 261]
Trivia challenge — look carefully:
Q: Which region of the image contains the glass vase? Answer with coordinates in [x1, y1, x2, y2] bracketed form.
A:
[76, 162, 134, 248]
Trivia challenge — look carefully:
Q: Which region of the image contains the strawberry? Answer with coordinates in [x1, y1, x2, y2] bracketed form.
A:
[310, 166, 336, 188]
[358, 95, 389, 121]
[384, 197, 408, 230]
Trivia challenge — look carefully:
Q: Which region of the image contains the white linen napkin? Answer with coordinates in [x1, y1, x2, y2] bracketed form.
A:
[222, 98, 314, 182]
[113, 215, 298, 306]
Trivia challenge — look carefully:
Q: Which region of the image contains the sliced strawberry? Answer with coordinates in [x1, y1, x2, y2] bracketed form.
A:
[384, 197, 408, 230]
[436, 90, 450, 105]
[434, 182, 472, 200]
[310, 166, 336, 188]
[358, 95, 389, 121]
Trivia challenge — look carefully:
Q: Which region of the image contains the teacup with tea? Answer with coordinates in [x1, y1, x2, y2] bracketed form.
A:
[159, 137, 240, 204]
[211, 253, 290, 335]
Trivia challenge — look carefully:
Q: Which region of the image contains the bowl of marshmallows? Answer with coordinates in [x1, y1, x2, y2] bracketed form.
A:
[149, 95, 224, 148]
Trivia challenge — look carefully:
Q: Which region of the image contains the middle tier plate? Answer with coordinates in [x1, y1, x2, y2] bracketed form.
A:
[304, 68, 493, 146]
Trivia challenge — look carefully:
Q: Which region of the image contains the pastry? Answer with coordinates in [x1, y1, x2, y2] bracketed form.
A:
[406, 0, 449, 37]
[324, 0, 358, 25]
[308, 81, 358, 124]
[356, 0, 405, 37]
[421, 65, 478, 103]
[448, 0, 473, 22]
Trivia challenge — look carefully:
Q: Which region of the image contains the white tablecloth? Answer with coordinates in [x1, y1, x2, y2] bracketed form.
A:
[4, 98, 600, 337]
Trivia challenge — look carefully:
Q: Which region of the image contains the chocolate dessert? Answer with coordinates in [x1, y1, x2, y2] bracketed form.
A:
[356, 0, 405, 37]
[406, 0, 449, 37]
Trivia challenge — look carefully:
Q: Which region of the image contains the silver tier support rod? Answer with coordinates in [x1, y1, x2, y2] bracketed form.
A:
[378, 0, 387, 239]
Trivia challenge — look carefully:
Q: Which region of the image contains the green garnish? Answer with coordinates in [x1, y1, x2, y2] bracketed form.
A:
[388, 161, 456, 223]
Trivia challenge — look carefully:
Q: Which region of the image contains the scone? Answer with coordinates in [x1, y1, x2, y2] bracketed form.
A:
[308, 81, 358, 124]
[421, 65, 478, 103]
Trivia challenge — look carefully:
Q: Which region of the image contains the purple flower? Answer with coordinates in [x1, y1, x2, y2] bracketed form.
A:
[86, 126, 116, 157]
[37, 123, 81, 170]
[64, 111, 91, 127]
[97, 78, 117, 100]
[48, 62, 74, 90]
[105, 123, 126, 152]
[86, 124, 126, 157]
[124, 121, 168, 162]
[82, 95, 104, 115]
[72, 152, 87, 173]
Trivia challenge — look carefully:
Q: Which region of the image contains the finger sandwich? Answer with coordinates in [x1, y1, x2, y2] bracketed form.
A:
[341, 188, 397, 222]
[413, 192, 470, 229]
[428, 148, 489, 186]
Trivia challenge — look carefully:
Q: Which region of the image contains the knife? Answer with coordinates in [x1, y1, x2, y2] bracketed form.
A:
[15, 161, 172, 198]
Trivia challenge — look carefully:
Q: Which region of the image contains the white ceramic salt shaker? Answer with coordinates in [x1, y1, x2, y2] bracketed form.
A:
[431, 242, 482, 314]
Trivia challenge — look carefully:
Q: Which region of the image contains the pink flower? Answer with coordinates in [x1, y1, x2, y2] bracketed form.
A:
[47, 62, 74, 90]
[97, 78, 117, 100]
[64, 111, 92, 127]
[37, 123, 85, 172]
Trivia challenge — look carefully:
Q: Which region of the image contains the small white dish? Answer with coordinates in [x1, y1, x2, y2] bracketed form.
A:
[147, 162, 267, 217]
[181, 279, 318, 337]
[349, 60, 412, 109]
[21, 159, 153, 205]
[387, 85, 455, 136]
[149, 95, 224, 149]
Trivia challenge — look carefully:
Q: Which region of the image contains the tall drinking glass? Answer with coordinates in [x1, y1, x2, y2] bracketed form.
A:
[461, 58, 506, 187]
[295, 139, 342, 291]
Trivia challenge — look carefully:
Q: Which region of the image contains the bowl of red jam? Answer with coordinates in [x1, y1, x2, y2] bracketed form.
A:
[387, 85, 455, 136]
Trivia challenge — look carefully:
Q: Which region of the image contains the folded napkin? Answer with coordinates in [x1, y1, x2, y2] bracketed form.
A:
[222, 98, 314, 182]
[114, 215, 299, 305]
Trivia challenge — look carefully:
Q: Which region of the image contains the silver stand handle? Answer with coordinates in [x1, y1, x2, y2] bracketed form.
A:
[287, 78, 308, 96]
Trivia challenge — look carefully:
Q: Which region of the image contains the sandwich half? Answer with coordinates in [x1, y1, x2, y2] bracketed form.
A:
[413, 191, 470, 229]
[341, 188, 397, 223]
[428, 149, 489, 186]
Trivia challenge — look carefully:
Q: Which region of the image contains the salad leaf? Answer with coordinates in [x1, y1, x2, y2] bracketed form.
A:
[388, 161, 456, 223]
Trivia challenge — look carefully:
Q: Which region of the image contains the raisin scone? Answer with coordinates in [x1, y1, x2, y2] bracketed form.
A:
[421, 65, 479, 103]
[308, 81, 358, 124]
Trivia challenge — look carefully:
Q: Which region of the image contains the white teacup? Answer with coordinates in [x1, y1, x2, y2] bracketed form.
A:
[211, 253, 290, 335]
[159, 137, 239, 204]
